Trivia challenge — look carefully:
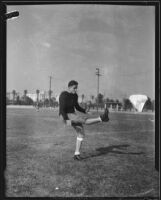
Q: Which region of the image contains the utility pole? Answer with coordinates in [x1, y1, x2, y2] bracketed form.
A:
[96, 68, 102, 112]
[49, 75, 53, 107]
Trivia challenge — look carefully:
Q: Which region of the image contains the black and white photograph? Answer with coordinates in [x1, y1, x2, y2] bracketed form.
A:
[0, 1, 160, 198]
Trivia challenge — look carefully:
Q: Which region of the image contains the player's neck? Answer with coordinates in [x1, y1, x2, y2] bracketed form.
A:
[68, 90, 76, 94]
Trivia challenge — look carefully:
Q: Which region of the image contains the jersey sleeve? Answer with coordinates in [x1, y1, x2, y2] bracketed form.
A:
[59, 92, 69, 120]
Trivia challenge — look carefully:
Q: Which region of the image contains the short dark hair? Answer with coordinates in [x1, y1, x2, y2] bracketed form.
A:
[68, 80, 78, 87]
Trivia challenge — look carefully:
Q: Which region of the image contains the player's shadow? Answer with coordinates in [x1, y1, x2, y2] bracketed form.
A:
[82, 144, 144, 160]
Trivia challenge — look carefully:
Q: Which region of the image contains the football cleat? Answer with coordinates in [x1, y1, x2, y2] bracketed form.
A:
[73, 155, 82, 161]
[100, 107, 109, 122]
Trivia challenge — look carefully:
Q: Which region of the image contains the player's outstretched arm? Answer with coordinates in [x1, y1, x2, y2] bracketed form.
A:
[75, 95, 86, 114]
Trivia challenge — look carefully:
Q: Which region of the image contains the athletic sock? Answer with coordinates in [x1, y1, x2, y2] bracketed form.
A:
[99, 116, 102, 122]
[85, 117, 102, 124]
[74, 137, 83, 155]
[74, 152, 80, 155]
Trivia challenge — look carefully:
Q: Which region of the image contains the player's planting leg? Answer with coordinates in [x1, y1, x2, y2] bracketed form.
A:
[74, 137, 83, 160]
[73, 126, 85, 161]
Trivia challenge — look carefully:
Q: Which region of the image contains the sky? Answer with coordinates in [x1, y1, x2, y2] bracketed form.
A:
[7, 4, 155, 100]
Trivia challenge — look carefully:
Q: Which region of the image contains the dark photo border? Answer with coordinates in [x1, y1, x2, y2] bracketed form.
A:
[0, 0, 160, 199]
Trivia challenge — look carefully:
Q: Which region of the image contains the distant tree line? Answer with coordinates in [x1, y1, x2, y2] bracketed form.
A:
[7, 90, 155, 112]
[7, 90, 33, 105]
[80, 93, 155, 112]
[7, 89, 58, 107]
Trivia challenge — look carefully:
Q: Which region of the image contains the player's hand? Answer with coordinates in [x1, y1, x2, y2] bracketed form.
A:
[66, 120, 72, 126]
[86, 112, 91, 115]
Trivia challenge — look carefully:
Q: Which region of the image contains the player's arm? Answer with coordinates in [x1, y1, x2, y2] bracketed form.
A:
[74, 95, 86, 114]
[59, 92, 70, 121]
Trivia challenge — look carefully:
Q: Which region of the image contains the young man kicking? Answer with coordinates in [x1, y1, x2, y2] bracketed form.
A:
[59, 80, 109, 160]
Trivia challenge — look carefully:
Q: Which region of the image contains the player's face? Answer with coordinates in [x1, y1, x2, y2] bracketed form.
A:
[69, 85, 78, 94]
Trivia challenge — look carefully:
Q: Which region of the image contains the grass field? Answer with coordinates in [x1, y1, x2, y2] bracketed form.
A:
[5, 107, 159, 197]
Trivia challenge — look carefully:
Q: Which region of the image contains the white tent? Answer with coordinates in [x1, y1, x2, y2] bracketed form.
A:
[129, 94, 148, 112]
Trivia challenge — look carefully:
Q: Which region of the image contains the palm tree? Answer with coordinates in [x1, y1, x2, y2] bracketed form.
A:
[23, 90, 28, 104]
[90, 95, 95, 109]
[12, 90, 16, 104]
[123, 98, 133, 111]
[36, 89, 40, 108]
[91, 95, 94, 100]
[97, 93, 104, 104]
[36, 89, 40, 102]
[24, 90, 27, 97]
